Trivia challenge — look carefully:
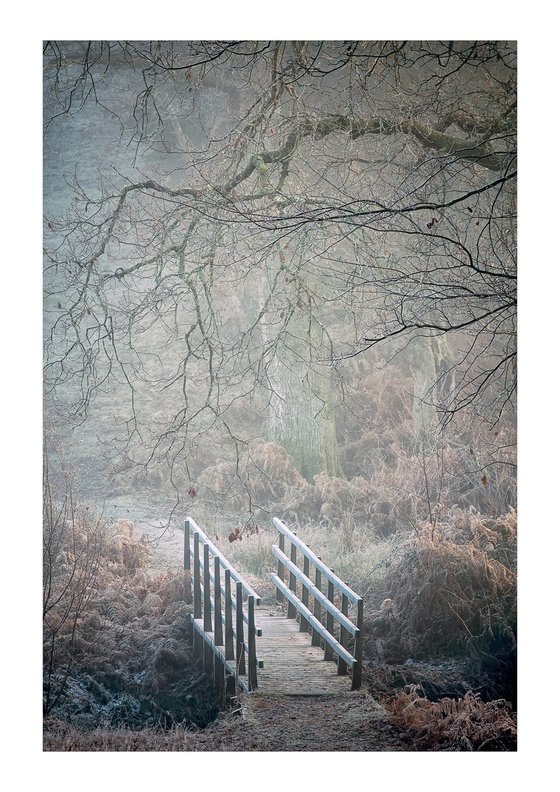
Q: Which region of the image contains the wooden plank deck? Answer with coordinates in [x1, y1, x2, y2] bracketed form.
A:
[254, 604, 352, 695]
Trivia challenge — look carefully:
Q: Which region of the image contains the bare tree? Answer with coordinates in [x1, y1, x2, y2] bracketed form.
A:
[43, 41, 516, 501]
[43, 449, 107, 714]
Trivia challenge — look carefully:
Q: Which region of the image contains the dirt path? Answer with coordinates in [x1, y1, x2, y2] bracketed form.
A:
[44, 688, 411, 751]
[137, 520, 185, 573]
[196, 690, 408, 751]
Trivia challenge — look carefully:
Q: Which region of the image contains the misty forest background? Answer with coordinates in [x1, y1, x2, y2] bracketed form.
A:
[42, 40, 518, 751]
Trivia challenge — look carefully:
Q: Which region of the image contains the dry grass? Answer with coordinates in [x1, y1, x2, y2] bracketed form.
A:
[363, 518, 516, 662]
[385, 685, 516, 750]
[44, 511, 218, 733]
[43, 708, 243, 751]
[196, 442, 310, 509]
[225, 528, 276, 578]
[44, 689, 409, 752]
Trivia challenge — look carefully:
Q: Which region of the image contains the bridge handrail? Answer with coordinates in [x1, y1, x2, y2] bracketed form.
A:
[184, 517, 261, 694]
[272, 517, 361, 605]
[186, 517, 261, 603]
[271, 545, 358, 637]
[271, 517, 364, 690]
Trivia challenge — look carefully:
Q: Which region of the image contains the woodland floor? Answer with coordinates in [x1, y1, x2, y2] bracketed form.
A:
[45, 690, 409, 751]
[44, 497, 516, 752]
[214, 691, 408, 751]
[43, 507, 415, 751]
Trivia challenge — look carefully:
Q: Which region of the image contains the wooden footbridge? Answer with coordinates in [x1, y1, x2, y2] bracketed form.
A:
[184, 517, 363, 699]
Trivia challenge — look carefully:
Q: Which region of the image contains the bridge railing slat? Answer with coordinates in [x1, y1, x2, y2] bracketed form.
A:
[271, 518, 364, 691]
[270, 575, 356, 669]
[271, 545, 358, 637]
[184, 517, 261, 695]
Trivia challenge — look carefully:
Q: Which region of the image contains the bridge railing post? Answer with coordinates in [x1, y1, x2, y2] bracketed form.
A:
[287, 541, 297, 619]
[203, 543, 212, 633]
[299, 553, 310, 633]
[224, 569, 236, 700]
[224, 569, 234, 660]
[338, 593, 350, 675]
[351, 597, 364, 690]
[235, 581, 246, 676]
[248, 595, 258, 691]
[311, 564, 322, 646]
[214, 556, 223, 646]
[184, 519, 190, 571]
[324, 576, 335, 661]
[276, 532, 286, 603]
[192, 531, 203, 662]
[213, 556, 225, 692]
[193, 532, 202, 618]
[184, 519, 192, 604]
[203, 543, 214, 673]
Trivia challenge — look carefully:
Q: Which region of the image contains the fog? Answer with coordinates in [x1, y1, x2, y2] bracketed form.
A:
[44, 41, 516, 522]
[43, 41, 517, 750]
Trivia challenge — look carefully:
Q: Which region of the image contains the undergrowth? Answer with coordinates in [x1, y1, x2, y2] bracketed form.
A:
[384, 686, 516, 751]
[44, 359, 517, 751]
[43, 491, 218, 735]
[366, 513, 517, 660]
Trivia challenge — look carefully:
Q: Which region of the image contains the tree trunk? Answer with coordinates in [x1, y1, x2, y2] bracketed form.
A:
[267, 324, 341, 482]
[260, 259, 342, 482]
[409, 332, 456, 440]
[409, 333, 439, 442]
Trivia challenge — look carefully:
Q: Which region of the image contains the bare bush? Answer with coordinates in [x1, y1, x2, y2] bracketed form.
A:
[364, 516, 517, 663]
[386, 685, 516, 751]
[197, 442, 310, 509]
[43, 454, 211, 730]
[43, 454, 109, 715]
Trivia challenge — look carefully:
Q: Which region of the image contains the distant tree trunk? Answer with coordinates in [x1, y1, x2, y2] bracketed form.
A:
[409, 333, 439, 442]
[409, 332, 455, 440]
[260, 257, 342, 482]
[267, 318, 341, 482]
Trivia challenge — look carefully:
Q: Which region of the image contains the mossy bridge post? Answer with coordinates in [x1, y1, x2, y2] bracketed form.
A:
[184, 516, 364, 698]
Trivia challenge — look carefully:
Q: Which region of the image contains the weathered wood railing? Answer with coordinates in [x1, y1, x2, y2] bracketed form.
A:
[184, 517, 262, 694]
[270, 517, 364, 690]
